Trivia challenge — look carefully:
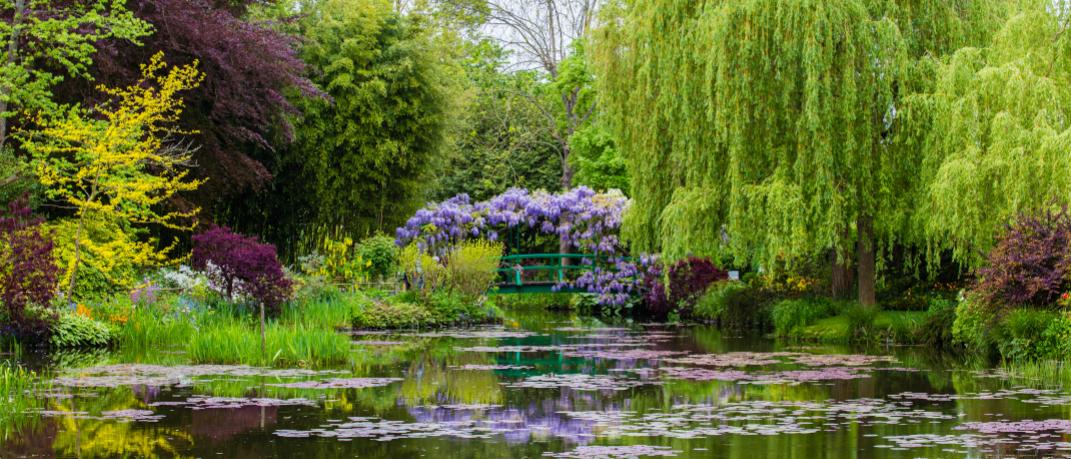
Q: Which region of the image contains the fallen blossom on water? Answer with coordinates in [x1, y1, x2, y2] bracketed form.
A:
[419, 404, 502, 410]
[663, 352, 796, 367]
[956, 419, 1071, 434]
[657, 366, 870, 384]
[450, 364, 534, 371]
[561, 349, 689, 360]
[149, 396, 317, 410]
[37, 409, 165, 423]
[543, 445, 681, 458]
[269, 378, 402, 389]
[101, 409, 166, 422]
[554, 327, 632, 332]
[663, 352, 899, 369]
[54, 364, 346, 388]
[410, 329, 538, 339]
[789, 354, 898, 367]
[506, 373, 655, 391]
[457, 343, 637, 353]
[275, 416, 509, 441]
[659, 367, 751, 381]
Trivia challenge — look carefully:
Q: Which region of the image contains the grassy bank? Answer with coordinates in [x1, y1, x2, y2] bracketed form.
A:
[62, 286, 503, 368]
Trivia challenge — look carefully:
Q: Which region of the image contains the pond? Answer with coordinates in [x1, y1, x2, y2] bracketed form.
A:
[3, 306, 1071, 458]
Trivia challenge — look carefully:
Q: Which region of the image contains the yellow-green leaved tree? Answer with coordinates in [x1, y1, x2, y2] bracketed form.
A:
[20, 52, 205, 298]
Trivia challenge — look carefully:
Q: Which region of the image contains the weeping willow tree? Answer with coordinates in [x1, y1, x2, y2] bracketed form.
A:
[593, 0, 1008, 304]
[903, 2, 1071, 268]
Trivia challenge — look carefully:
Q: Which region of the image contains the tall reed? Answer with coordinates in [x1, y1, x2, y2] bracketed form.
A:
[0, 363, 42, 441]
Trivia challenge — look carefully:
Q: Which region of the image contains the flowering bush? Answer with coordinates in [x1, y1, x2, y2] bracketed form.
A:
[0, 196, 59, 342]
[973, 209, 1071, 310]
[397, 187, 651, 306]
[398, 244, 448, 296]
[444, 240, 504, 299]
[317, 235, 371, 288]
[191, 227, 292, 315]
[356, 234, 400, 280]
[646, 256, 727, 318]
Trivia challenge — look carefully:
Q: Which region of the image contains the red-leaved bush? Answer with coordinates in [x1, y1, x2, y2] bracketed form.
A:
[973, 208, 1071, 310]
[191, 226, 292, 315]
[646, 256, 728, 318]
[0, 195, 59, 343]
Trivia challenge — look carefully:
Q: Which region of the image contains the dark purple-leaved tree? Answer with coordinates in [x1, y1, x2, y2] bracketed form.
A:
[191, 226, 292, 315]
[55, 0, 321, 214]
[0, 195, 59, 343]
[646, 256, 727, 318]
[974, 208, 1071, 310]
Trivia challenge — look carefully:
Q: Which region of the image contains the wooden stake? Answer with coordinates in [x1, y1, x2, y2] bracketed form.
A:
[260, 302, 266, 359]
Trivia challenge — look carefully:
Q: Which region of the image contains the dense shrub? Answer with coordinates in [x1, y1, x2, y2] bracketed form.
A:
[771, 298, 836, 337]
[444, 240, 503, 298]
[843, 303, 879, 341]
[952, 293, 995, 353]
[646, 256, 727, 318]
[399, 244, 448, 296]
[694, 282, 771, 331]
[50, 312, 113, 348]
[351, 295, 431, 329]
[973, 209, 1071, 310]
[492, 293, 577, 310]
[993, 309, 1063, 361]
[191, 227, 293, 315]
[918, 298, 957, 348]
[0, 196, 59, 343]
[426, 291, 500, 324]
[355, 234, 400, 280]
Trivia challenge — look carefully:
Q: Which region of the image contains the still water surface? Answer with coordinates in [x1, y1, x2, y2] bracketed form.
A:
[3, 307, 1071, 458]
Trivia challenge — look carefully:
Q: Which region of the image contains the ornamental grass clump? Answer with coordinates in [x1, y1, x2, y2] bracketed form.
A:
[187, 317, 349, 367]
[192, 226, 293, 315]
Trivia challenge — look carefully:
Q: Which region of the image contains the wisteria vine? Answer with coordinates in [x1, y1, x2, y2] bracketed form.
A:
[396, 187, 657, 306]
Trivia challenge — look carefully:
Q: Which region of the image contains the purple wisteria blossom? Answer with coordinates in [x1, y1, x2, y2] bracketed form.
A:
[396, 188, 657, 306]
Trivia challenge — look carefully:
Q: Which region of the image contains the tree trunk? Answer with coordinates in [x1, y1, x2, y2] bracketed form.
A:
[66, 214, 85, 299]
[830, 250, 853, 300]
[0, 0, 26, 148]
[559, 145, 574, 269]
[260, 301, 266, 358]
[831, 226, 854, 299]
[560, 144, 574, 190]
[856, 215, 876, 308]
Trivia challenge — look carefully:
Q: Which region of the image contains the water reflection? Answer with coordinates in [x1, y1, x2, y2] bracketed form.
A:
[3, 307, 1071, 458]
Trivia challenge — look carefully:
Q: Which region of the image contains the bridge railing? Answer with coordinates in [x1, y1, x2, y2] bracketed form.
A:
[496, 253, 597, 292]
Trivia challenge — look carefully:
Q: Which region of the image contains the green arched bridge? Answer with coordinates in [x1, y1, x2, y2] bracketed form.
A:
[495, 253, 601, 294]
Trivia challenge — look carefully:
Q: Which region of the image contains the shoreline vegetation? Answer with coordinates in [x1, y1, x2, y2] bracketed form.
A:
[5, 3, 1071, 455]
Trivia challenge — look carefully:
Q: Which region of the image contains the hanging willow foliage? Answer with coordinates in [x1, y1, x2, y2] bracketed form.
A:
[901, 4, 1071, 268]
[593, 0, 1009, 279]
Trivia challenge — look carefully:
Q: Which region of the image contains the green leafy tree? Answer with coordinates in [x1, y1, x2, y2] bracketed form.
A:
[0, 1, 151, 146]
[593, 0, 1007, 305]
[269, 0, 459, 243]
[909, 2, 1071, 267]
[433, 38, 562, 201]
[19, 53, 204, 297]
[569, 123, 627, 193]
